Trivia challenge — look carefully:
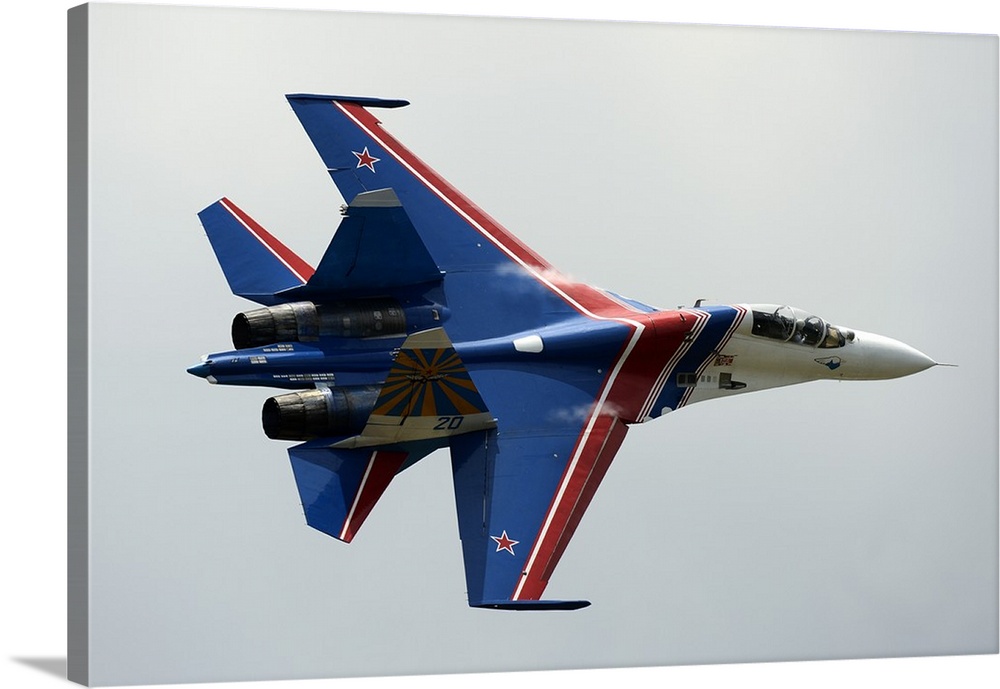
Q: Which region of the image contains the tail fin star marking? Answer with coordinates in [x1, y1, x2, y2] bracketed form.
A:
[352, 146, 380, 172]
[328, 99, 553, 274]
[491, 531, 519, 555]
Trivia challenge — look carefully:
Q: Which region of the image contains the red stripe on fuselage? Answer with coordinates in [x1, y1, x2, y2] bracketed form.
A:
[607, 310, 704, 422]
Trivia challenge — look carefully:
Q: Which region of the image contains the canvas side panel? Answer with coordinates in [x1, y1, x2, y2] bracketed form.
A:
[67, 4, 90, 686]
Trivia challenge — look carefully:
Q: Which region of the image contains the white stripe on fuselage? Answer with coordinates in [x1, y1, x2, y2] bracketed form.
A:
[636, 309, 710, 422]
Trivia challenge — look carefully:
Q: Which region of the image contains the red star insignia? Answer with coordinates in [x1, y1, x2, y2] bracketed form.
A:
[491, 530, 519, 556]
[352, 146, 380, 172]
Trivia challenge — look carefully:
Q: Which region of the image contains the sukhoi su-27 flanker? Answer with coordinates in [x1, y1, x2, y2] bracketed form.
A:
[188, 94, 939, 610]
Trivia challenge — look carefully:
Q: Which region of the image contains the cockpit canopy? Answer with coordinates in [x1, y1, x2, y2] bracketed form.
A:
[750, 305, 854, 349]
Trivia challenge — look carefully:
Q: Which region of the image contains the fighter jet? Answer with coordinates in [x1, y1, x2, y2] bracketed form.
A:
[188, 94, 938, 610]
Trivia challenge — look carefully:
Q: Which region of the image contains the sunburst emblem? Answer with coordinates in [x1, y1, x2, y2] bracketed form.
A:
[374, 348, 487, 417]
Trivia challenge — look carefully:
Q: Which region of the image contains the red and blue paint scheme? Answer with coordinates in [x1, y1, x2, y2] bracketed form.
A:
[189, 95, 937, 610]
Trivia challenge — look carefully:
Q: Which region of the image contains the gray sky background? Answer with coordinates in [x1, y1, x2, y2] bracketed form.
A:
[81, 4, 997, 685]
[6, 3, 996, 689]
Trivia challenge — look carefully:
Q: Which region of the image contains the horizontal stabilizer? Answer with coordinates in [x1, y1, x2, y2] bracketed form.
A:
[198, 198, 314, 305]
[472, 600, 591, 611]
[286, 93, 410, 109]
[289, 442, 414, 543]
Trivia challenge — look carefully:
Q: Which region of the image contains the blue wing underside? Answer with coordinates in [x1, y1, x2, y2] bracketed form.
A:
[245, 95, 636, 607]
[448, 389, 631, 607]
[285, 94, 588, 342]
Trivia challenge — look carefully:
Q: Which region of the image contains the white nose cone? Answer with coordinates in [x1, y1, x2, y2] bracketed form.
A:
[853, 330, 937, 379]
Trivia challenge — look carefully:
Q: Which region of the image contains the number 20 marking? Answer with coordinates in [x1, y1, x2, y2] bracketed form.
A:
[434, 416, 464, 431]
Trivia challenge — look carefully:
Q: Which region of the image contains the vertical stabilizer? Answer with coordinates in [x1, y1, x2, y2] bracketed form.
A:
[197, 198, 314, 305]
